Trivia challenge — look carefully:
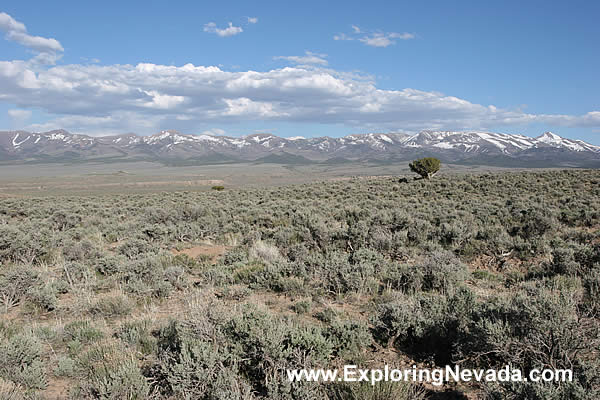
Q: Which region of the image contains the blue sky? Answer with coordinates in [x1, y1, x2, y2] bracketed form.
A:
[1, 0, 599, 143]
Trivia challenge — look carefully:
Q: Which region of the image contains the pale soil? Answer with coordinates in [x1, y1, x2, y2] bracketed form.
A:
[171, 243, 228, 263]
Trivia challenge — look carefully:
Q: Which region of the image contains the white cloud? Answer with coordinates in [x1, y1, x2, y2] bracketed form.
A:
[1, 59, 598, 135]
[224, 97, 287, 118]
[390, 32, 416, 40]
[360, 32, 415, 47]
[0, 12, 63, 63]
[204, 22, 243, 37]
[274, 51, 328, 66]
[335, 25, 415, 47]
[333, 33, 353, 41]
[141, 90, 186, 109]
[247, 16, 258, 24]
[0, 12, 25, 32]
[359, 33, 394, 48]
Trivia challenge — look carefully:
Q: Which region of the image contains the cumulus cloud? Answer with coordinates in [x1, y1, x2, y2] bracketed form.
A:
[1, 59, 599, 135]
[247, 16, 258, 24]
[334, 25, 415, 47]
[204, 22, 243, 37]
[0, 12, 63, 63]
[274, 51, 328, 66]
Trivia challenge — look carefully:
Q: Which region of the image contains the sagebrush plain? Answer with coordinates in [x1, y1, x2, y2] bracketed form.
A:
[1, 166, 599, 399]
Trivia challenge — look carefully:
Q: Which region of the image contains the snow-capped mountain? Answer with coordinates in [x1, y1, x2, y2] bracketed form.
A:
[397, 130, 600, 154]
[0, 129, 599, 167]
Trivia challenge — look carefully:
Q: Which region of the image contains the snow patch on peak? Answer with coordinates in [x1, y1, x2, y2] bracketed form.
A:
[229, 138, 249, 147]
[378, 134, 393, 143]
[48, 133, 67, 141]
[194, 134, 221, 142]
[536, 132, 563, 145]
[534, 132, 594, 151]
[12, 133, 31, 147]
[539, 131, 561, 140]
[433, 142, 457, 149]
[144, 130, 188, 144]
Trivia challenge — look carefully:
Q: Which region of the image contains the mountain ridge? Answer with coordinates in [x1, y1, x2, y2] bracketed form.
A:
[1, 129, 599, 167]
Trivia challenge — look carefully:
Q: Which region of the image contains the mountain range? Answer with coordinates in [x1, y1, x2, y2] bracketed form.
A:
[1, 129, 599, 168]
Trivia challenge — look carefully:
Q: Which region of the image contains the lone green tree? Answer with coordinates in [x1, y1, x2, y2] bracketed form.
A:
[409, 157, 441, 180]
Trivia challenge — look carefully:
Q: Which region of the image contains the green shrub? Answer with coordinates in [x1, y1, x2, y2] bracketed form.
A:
[223, 247, 249, 265]
[371, 289, 475, 364]
[121, 256, 173, 297]
[63, 320, 104, 345]
[95, 254, 127, 276]
[456, 284, 598, 396]
[309, 251, 375, 294]
[371, 293, 426, 349]
[152, 321, 254, 399]
[544, 247, 580, 277]
[328, 380, 426, 400]
[89, 294, 133, 317]
[163, 265, 188, 290]
[53, 356, 76, 377]
[409, 157, 441, 180]
[582, 266, 600, 313]
[232, 261, 266, 284]
[324, 319, 371, 360]
[74, 342, 149, 399]
[419, 250, 469, 294]
[117, 238, 158, 260]
[271, 275, 306, 294]
[292, 299, 312, 314]
[152, 305, 334, 398]
[0, 264, 40, 311]
[0, 225, 50, 264]
[61, 238, 102, 262]
[380, 262, 423, 293]
[314, 307, 338, 323]
[0, 332, 47, 390]
[219, 285, 252, 300]
[27, 283, 58, 311]
[62, 261, 93, 287]
[115, 319, 156, 355]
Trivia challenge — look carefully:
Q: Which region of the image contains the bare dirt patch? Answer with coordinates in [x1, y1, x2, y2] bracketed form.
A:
[171, 243, 228, 264]
[43, 378, 71, 400]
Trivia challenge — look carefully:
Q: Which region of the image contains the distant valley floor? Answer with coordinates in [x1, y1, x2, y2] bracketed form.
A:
[0, 161, 551, 196]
